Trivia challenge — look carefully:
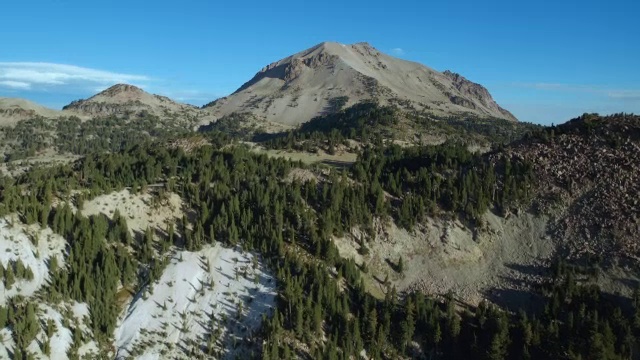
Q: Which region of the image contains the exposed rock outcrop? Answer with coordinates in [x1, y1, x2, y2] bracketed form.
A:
[443, 70, 517, 121]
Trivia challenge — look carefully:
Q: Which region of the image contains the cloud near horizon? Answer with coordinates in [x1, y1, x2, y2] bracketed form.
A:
[391, 48, 405, 56]
[0, 80, 32, 90]
[0, 62, 225, 106]
[0, 62, 151, 92]
[501, 82, 640, 124]
[514, 82, 640, 100]
[607, 90, 640, 101]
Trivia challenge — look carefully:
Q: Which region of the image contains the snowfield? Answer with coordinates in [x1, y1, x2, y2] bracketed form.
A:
[0, 217, 99, 359]
[0, 301, 98, 360]
[0, 206, 277, 359]
[0, 217, 66, 305]
[114, 243, 276, 359]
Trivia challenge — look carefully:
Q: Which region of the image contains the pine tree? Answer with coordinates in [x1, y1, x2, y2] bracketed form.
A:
[295, 303, 304, 335]
[14, 259, 25, 278]
[313, 303, 323, 335]
[24, 266, 34, 281]
[4, 265, 15, 288]
[42, 337, 51, 356]
[142, 226, 154, 262]
[208, 224, 215, 243]
[400, 299, 415, 353]
[433, 322, 442, 353]
[366, 308, 378, 345]
[0, 306, 7, 328]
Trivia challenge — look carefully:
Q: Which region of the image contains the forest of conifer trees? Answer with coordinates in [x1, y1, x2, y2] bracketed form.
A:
[0, 131, 637, 359]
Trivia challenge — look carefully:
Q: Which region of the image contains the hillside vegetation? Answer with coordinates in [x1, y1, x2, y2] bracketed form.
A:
[201, 102, 539, 155]
[0, 111, 639, 359]
[0, 113, 196, 161]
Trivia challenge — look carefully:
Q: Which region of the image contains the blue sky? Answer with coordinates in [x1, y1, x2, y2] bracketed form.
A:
[0, 0, 638, 124]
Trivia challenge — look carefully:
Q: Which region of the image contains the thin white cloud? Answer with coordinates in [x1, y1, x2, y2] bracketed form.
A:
[391, 48, 405, 56]
[515, 82, 602, 93]
[0, 80, 31, 90]
[155, 88, 227, 105]
[608, 90, 640, 100]
[0, 62, 150, 91]
[514, 82, 640, 100]
[0, 61, 221, 106]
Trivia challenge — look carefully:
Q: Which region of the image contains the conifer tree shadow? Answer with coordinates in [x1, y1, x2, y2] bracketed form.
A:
[385, 257, 401, 273]
[320, 159, 354, 169]
[483, 286, 545, 313]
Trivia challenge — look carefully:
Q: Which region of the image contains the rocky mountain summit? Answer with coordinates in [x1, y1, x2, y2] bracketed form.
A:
[204, 41, 517, 126]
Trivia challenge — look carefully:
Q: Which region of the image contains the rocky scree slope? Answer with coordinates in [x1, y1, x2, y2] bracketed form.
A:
[495, 113, 640, 263]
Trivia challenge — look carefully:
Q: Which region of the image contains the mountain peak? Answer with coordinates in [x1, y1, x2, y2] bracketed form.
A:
[97, 83, 146, 97]
[308, 41, 378, 57]
[62, 83, 199, 119]
[61, 84, 150, 110]
[205, 41, 517, 125]
[312, 41, 374, 49]
[351, 41, 374, 49]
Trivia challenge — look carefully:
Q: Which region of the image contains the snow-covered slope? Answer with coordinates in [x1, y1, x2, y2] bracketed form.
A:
[114, 244, 276, 359]
[0, 217, 66, 305]
[0, 301, 99, 360]
[0, 217, 99, 360]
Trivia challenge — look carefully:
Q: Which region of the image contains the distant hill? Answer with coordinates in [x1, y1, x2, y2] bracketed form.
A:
[62, 84, 204, 121]
[0, 84, 212, 128]
[203, 41, 517, 126]
[0, 98, 62, 126]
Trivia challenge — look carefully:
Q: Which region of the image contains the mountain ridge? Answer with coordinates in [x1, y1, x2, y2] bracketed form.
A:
[0, 42, 516, 129]
[0, 97, 63, 126]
